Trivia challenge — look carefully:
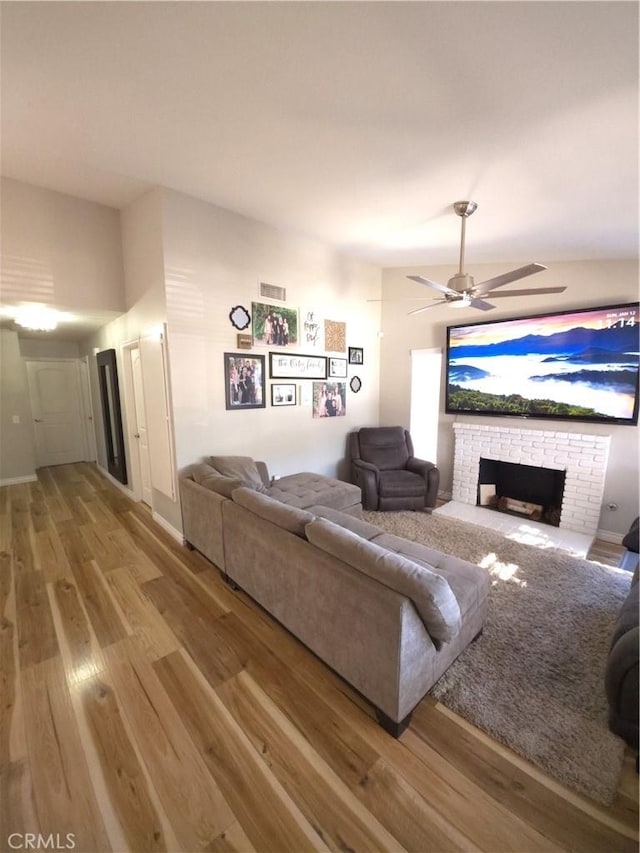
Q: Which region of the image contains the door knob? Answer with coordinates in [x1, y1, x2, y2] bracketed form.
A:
[134, 433, 140, 438]
[34, 418, 43, 423]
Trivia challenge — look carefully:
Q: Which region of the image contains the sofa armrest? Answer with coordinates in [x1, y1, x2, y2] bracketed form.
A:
[351, 458, 379, 510]
[605, 626, 639, 747]
[255, 460, 271, 489]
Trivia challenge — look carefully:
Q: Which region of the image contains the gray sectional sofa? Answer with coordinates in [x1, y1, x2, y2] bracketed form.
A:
[180, 457, 490, 734]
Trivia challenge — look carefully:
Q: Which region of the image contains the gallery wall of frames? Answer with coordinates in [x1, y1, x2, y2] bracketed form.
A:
[225, 300, 363, 418]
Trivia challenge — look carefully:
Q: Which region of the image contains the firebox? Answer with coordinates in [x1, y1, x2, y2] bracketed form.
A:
[477, 458, 566, 527]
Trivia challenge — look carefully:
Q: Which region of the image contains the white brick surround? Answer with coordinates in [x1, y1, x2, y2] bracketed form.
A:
[451, 423, 611, 536]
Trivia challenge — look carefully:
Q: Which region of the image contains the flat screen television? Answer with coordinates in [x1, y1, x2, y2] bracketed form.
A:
[446, 301, 639, 425]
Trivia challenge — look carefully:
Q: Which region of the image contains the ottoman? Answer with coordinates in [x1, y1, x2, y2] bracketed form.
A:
[268, 472, 362, 516]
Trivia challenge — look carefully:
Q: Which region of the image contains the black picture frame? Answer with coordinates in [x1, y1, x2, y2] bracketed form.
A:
[271, 383, 297, 406]
[348, 346, 364, 365]
[328, 357, 347, 378]
[96, 348, 127, 484]
[224, 353, 266, 410]
[229, 305, 251, 330]
[269, 352, 327, 380]
[350, 375, 362, 393]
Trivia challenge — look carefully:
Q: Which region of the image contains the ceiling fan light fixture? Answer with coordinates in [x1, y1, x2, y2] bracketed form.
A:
[451, 294, 472, 308]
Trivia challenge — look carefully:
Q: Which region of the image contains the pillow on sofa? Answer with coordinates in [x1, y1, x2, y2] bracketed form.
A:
[209, 456, 269, 494]
[305, 517, 461, 643]
[191, 463, 242, 498]
[232, 487, 314, 537]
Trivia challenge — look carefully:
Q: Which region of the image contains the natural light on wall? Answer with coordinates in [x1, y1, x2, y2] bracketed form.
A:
[410, 348, 442, 463]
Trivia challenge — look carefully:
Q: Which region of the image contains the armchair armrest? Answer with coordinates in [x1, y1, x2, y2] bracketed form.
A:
[406, 456, 440, 509]
[406, 456, 436, 477]
[351, 458, 380, 511]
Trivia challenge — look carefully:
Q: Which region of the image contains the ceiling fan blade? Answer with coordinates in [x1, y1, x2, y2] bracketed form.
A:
[473, 263, 547, 297]
[470, 299, 495, 311]
[486, 286, 567, 298]
[407, 274, 456, 296]
[408, 298, 449, 316]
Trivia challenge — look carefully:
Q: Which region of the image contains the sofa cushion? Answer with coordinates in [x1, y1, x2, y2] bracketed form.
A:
[269, 472, 361, 511]
[232, 487, 314, 537]
[307, 505, 382, 540]
[371, 532, 488, 621]
[191, 463, 242, 498]
[305, 517, 461, 642]
[210, 456, 269, 494]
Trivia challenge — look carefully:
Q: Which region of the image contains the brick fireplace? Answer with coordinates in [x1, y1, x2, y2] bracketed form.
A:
[451, 423, 611, 536]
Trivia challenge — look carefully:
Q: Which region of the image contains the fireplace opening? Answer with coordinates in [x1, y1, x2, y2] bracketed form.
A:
[477, 458, 566, 527]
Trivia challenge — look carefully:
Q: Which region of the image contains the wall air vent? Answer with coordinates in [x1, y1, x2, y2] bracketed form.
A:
[259, 281, 286, 302]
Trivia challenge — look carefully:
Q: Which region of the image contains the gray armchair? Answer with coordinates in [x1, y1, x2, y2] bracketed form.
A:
[349, 426, 439, 511]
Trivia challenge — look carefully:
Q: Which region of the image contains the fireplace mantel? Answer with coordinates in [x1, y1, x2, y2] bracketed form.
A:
[451, 423, 611, 536]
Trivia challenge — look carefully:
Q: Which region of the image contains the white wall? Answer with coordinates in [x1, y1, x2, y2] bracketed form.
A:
[78, 188, 182, 530]
[18, 338, 81, 359]
[380, 259, 639, 538]
[162, 189, 382, 481]
[0, 329, 37, 483]
[0, 177, 125, 311]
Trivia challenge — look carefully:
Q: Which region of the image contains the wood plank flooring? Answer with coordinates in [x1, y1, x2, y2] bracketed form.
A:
[1, 463, 637, 853]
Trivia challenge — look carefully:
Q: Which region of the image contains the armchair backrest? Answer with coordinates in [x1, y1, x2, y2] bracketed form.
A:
[354, 427, 413, 470]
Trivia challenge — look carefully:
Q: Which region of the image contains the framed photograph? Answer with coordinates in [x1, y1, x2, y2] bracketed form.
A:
[271, 383, 296, 406]
[224, 353, 265, 410]
[348, 346, 364, 365]
[269, 352, 327, 380]
[312, 381, 347, 418]
[252, 302, 299, 348]
[350, 375, 362, 393]
[328, 357, 347, 378]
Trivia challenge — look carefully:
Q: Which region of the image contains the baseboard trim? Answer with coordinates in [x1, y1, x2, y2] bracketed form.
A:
[0, 474, 38, 486]
[96, 464, 135, 500]
[152, 511, 183, 543]
[595, 528, 624, 545]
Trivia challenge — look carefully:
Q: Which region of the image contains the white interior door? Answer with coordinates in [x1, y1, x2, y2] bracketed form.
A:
[79, 358, 97, 462]
[26, 360, 87, 467]
[131, 345, 153, 506]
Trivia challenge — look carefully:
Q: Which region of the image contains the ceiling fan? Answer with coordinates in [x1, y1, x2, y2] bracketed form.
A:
[406, 201, 566, 315]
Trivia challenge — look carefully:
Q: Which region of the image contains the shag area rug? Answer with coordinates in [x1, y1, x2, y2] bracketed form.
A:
[363, 510, 633, 804]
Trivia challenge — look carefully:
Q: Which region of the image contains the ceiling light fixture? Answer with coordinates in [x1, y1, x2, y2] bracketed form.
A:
[4, 305, 72, 332]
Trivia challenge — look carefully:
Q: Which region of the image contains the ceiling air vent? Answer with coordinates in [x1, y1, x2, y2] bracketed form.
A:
[259, 281, 286, 302]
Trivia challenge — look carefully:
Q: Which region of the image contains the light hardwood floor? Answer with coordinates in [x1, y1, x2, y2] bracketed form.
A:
[1, 463, 637, 853]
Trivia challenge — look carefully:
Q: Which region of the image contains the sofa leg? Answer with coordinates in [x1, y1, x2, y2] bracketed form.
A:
[183, 540, 195, 551]
[375, 708, 412, 738]
[222, 573, 239, 590]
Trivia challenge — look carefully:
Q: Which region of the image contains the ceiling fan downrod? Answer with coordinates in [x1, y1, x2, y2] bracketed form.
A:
[451, 200, 478, 290]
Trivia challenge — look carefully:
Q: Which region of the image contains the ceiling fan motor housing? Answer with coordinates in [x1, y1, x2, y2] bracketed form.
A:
[448, 272, 475, 293]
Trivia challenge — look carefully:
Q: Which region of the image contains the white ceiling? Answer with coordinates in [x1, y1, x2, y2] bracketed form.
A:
[1, 1, 638, 270]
